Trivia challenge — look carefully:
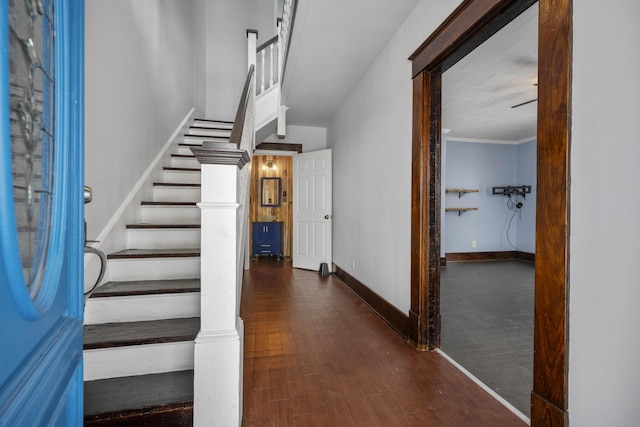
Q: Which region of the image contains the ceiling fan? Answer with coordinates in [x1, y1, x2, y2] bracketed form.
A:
[511, 98, 537, 108]
[511, 83, 537, 109]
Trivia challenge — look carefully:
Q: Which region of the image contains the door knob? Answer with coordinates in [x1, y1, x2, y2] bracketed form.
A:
[325, 214, 331, 219]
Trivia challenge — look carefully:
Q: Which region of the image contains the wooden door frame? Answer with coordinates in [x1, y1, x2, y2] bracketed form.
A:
[408, 0, 571, 425]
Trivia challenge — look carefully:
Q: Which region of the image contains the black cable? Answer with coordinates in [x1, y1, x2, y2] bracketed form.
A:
[505, 194, 522, 251]
[506, 207, 519, 250]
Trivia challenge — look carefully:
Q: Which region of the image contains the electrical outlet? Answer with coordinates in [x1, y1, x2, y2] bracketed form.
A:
[472, 241, 477, 248]
[351, 260, 355, 269]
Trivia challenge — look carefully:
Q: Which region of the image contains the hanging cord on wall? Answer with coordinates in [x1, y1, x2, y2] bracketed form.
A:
[505, 194, 524, 250]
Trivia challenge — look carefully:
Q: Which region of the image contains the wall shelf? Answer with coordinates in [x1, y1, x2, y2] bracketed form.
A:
[445, 207, 478, 216]
[446, 188, 479, 199]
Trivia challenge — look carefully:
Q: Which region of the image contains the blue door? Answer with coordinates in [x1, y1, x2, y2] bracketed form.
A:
[0, 0, 84, 425]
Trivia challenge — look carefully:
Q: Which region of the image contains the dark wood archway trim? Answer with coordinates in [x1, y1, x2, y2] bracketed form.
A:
[409, 1, 571, 425]
[408, 71, 442, 350]
[255, 142, 303, 153]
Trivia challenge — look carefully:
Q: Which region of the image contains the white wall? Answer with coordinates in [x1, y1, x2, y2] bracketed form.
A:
[194, 0, 207, 116]
[443, 140, 536, 254]
[263, 124, 327, 152]
[569, 0, 640, 424]
[205, 0, 276, 120]
[327, 0, 460, 313]
[444, 141, 518, 253]
[515, 139, 536, 253]
[85, 0, 205, 241]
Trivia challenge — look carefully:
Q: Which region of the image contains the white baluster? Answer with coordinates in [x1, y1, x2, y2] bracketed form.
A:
[260, 49, 266, 93]
[269, 44, 274, 88]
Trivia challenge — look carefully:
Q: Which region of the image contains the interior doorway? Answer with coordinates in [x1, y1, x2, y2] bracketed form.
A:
[408, 1, 572, 425]
[250, 154, 293, 260]
[439, 5, 538, 418]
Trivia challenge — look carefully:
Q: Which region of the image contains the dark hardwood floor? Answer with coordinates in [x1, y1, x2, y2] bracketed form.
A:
[441, 260, 534, 417]
[241, 260, 526, 426]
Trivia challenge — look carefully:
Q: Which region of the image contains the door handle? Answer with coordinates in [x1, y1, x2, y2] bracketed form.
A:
[84, 186, 93, 204]
[325, 214, 331, 219]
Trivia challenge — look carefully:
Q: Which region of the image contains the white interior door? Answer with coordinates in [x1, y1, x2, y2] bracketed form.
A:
[292, 149, 332, 270]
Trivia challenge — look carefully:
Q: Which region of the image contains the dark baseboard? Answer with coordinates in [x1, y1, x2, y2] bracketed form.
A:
[445, 251, 535, 263]
[334, 266, 409, 339]
[517, 251, 535, 262]
[440, 257, 447, 266]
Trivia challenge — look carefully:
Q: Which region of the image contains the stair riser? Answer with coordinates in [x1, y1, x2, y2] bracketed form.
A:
[192, 121, 233, 130]
[176, 146, 201, 156]
[171, 157, 201, 169]
[163, 170, 201, 183]
[140, 206, 200, 224]
[183, 136, 228, 146]
[84, 293, 200, 325]
[153, 187, 200, 202]
[109, 257, 200, 282]
[84, 342, 194, 381]
[127, 228, 200, 249]
[185, 128, 231, 137]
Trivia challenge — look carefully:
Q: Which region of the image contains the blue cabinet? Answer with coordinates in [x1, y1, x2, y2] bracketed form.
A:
[252, 222, 283, 260]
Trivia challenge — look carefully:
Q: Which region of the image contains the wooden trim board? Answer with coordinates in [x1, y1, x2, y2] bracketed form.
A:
[409, 1, 571, 424]
[334, 266, 409, 339]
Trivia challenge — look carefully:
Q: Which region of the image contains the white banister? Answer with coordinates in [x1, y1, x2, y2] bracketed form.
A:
[277, 20, 284, 84]
[260, 49, 266, 93]
[253, 0, 295, 134]
[269, 43, 274, 88]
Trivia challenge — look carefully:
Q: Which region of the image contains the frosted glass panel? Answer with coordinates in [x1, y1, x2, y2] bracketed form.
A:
[9, 0, 56, 298]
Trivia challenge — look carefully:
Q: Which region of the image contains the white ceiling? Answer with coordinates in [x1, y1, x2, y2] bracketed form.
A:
[283, 0, 538, 143]
[443, 5, 538, 143]
[282, 0, 420, 127]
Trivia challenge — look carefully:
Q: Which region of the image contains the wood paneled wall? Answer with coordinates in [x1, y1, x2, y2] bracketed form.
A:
[250, 155, 293, 258]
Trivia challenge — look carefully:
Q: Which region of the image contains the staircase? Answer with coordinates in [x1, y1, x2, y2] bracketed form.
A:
[83, 119, 233, 426]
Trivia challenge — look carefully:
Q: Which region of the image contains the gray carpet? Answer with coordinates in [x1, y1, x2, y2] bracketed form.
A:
[440, 260, 534, 417]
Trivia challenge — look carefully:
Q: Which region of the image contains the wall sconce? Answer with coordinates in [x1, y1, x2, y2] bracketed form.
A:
[262, 160, 277, 171]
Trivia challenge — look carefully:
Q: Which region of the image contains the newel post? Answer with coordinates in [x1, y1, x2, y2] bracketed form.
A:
[191, 146, 250, 426]
[247, 29, 257, 72]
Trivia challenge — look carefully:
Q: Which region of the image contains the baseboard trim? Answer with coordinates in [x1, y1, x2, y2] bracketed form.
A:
[334, 266, 409, 339]
[445, 251, 535, 263]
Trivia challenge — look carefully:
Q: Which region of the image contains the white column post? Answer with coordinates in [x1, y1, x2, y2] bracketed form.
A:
[277, 104, 286, 139]
[246, 29, 257, 72]
[193, 164, 244, 426]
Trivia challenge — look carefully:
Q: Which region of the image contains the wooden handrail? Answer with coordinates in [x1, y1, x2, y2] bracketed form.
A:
[257, 35, 278, 53]
[229, 65, 255, 148]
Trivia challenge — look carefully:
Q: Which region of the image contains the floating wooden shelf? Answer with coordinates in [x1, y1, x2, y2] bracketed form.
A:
[446, 188, 479, 198]
[445, 207, 478, 216]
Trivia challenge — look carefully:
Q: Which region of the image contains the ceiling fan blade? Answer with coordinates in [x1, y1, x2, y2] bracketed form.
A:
[511, 99, 537, 109]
